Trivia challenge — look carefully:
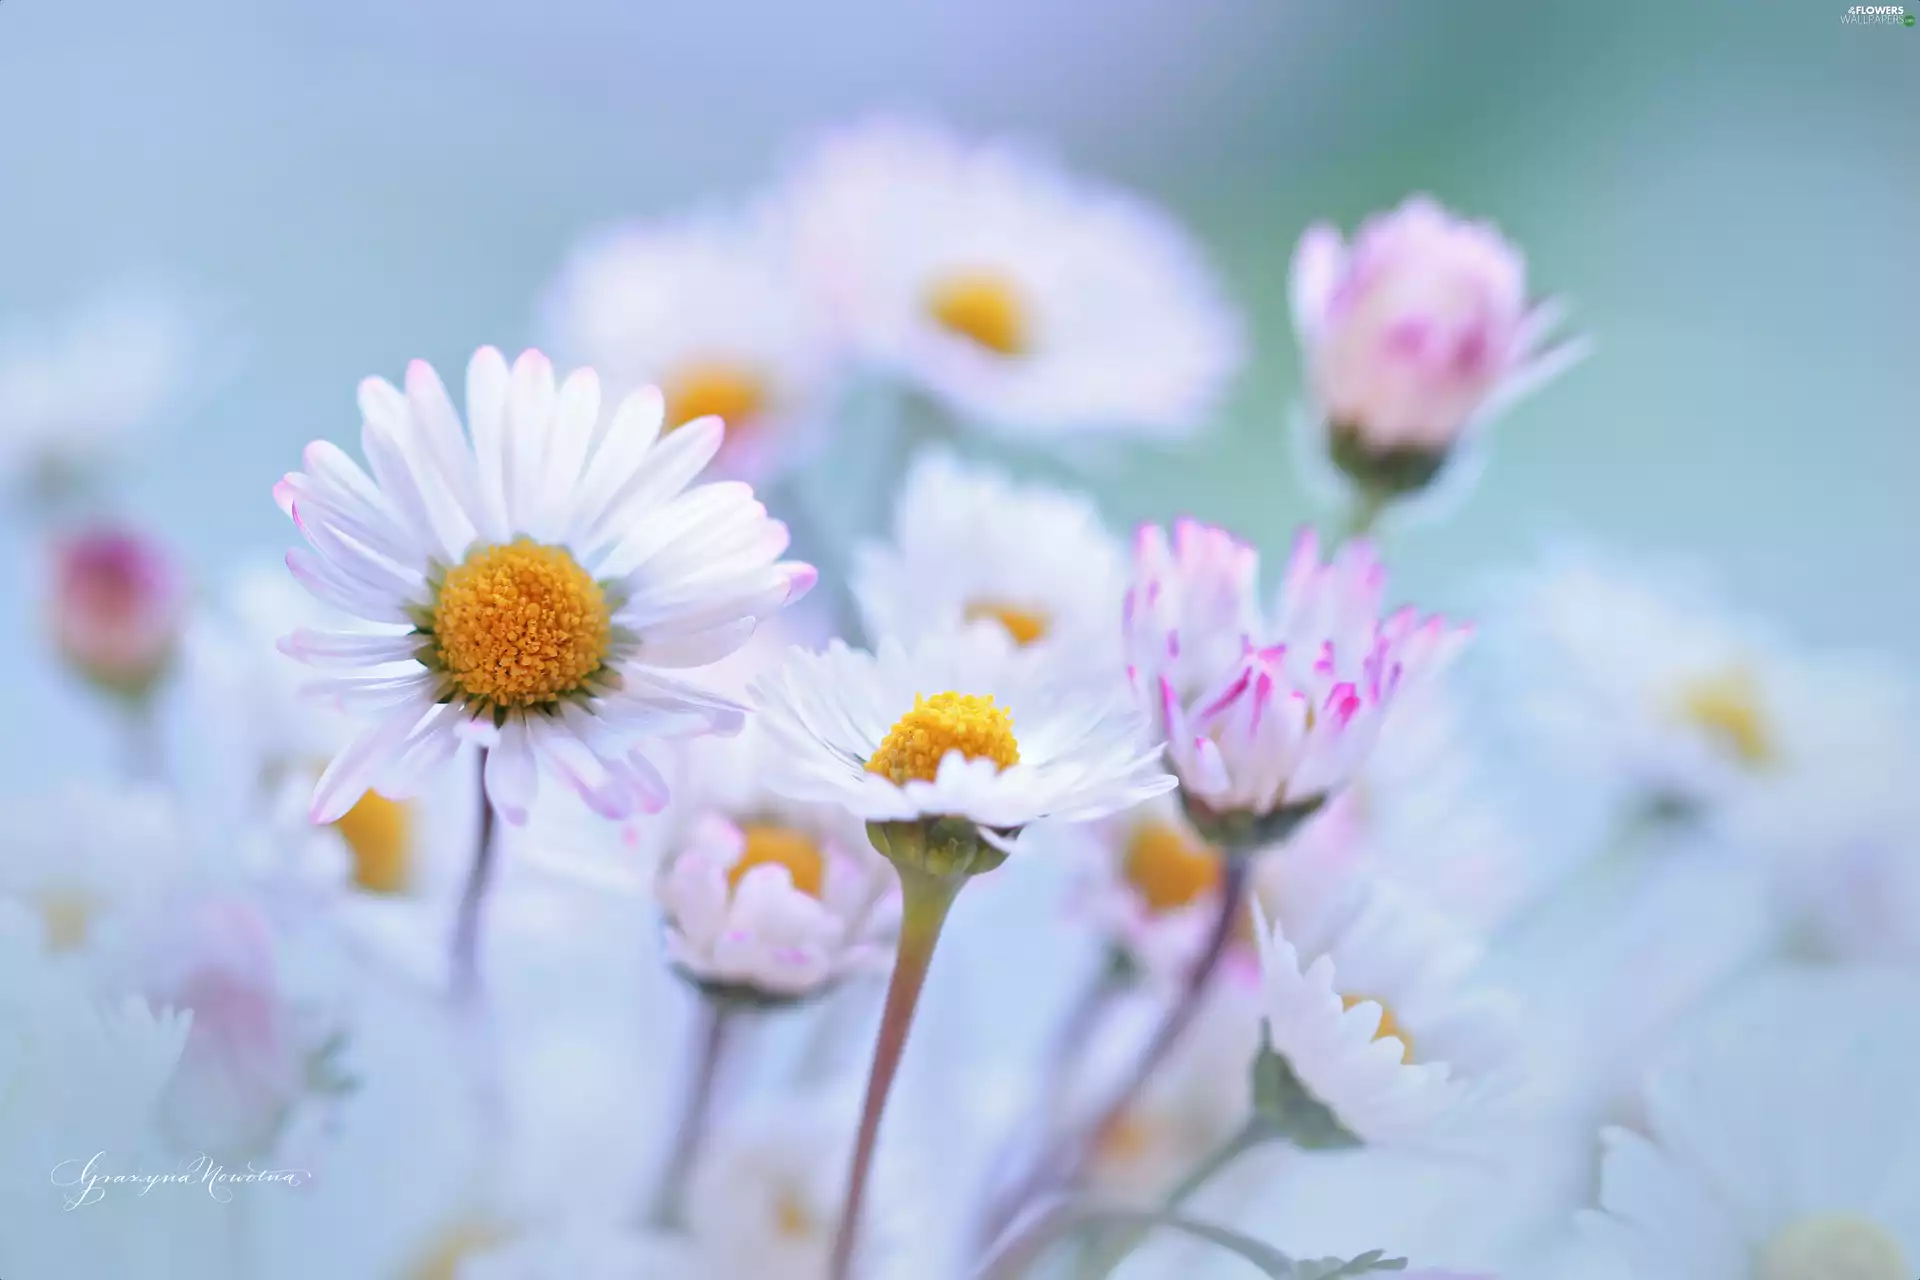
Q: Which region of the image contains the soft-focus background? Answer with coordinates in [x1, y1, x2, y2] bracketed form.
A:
[2, 0, 1913, 783]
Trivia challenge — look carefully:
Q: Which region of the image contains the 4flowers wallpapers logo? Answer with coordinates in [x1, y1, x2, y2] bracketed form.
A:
[3, 115, 1917, 1280]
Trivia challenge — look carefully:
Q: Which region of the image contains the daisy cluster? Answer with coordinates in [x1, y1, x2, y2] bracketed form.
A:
[1, 113, 1914, 1280]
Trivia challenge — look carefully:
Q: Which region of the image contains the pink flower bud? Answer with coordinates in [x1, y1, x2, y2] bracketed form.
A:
[1291, 196, 1582, 495]
[48, 525, 183, 699]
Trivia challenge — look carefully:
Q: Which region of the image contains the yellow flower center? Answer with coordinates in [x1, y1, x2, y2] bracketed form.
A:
[1095, 1110, 1157, 1165]
[1342, 994, 1415, 1063]
[865, 691, 1020, 786]
[1757, 1213, 1908, 1280]
[963, 599, 1051, 647]
[926, 271, 1030, 357]
[1123, 820, 1222, 914]
[728, 824, 826, 899]
[332, 789, 414, 895]
[39, 889, 96, 953]
[1676, 668, 1775, 768]
[773, 1187, 815, 1239]
[432, 540, 612, 709]
[406, 1219, 512, 1280]
[661, 360, 769, 435]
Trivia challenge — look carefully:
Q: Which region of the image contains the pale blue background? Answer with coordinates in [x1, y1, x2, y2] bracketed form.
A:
[2, 0, 1914, 783]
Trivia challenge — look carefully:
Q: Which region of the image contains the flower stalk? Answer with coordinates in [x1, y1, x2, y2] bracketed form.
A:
[646, 998, 736, 1230]
[828, 859, 966, 1280]
[451, 748, 497, 1004]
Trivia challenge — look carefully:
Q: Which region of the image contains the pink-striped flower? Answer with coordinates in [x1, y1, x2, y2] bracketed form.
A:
[1125, 522, 1466, 844]
[1291, 196, 1583, 496]
[48, 525, 184, 699]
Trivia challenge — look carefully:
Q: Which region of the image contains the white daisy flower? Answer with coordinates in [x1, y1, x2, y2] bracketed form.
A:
[1126, 520, 1468, 845]
[0, 782, 186, 956]
[1577, 967, 1920, 1280]
[0, 288, 202, 500]
[655, 725, 899, 1003]
[751, 627, 1173, 859]
[853, 448, 1126, 658]
[540, 209, 835, 482]
[276, 346, 815, 826]
[1494, 547, 1914, 849]
[780, 116, 1244, 440]
[1254, 884, 1521, 1146]
[457, 1225, 693, 1279]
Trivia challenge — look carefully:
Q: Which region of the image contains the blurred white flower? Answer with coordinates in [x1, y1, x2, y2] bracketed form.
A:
[1126, 522, 1467, 842]
[1255, 885, 1521, 1146]
[0, 903, 191, 1280]
[0, 782, 186, 955]
[853, 449, 1126, 661]
[1291, 196, 1582, 499]
[540, 209, 836, 482]
[780, 116, 1243, 440]
[458, 1224, 692, 1278]
[1576, 968, 1920, 1280]
[1495, 548, 1916, 854]
[0, 289, 202, 499]
[117, 893, 346, 1157]
[276, 346, 814, 825]
[1078, 978, 1261, 1205]
[751, 627, 1172, 841]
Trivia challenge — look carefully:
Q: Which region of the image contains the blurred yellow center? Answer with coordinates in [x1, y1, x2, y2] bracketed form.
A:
[1342, 994, 1415, 1063]
[926, 271, 1030, 356]
[407, 1220, 512, 1280]
[662, 360, 768, 434]
[1757, 1213, 1907, 1280]
[433, 540, 611, 708]
[1123, 820, 1222, 914]
[1096, 1111, 1157, 1164]
[1676, 668, 1775, 768]
[39, 889, 95, 953]
[963, 599, 1051, 647]
[774, 1188, 814, 1239]
[865, 691, 1020, 785]
[332, 789, 414, 895]
[728, 824, 826, 899]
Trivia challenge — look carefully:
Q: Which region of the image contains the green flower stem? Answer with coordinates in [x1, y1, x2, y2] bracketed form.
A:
[979, 1197, 1300, 1280]
[1345, 485, 1391, 540]
[828, 862, 966, 1280]
[451, 748, 496, 1004]
[1081, 1121, 1278, 1278]
[979, 857, 1251, 1248]
[645, 998, 735, 1230]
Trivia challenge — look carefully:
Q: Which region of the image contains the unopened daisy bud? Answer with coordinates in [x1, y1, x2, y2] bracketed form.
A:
[1291, 197, 1583, 502]
[48, 524, 183, 701]
[1128, 523, 1467, 852]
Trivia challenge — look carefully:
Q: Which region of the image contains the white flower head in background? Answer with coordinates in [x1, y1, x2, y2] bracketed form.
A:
[0, 782, 186, 957]
[752, 627, 1173, 876]
[656, 722, 899, 1004]
[1253, 884, 1521, 1148]
[540, 208, 835, 483]
[853, 449, 1126, 659]
[276, 346, 816, 827]
[1494, 547, 1915, 851]
[1577, 968, 1920, 1280]
[780, 115, 1244, 441]
[0, 288, 205, 502]
[1291, 195, 1584, 507]
[1126, 520, 1468, 851]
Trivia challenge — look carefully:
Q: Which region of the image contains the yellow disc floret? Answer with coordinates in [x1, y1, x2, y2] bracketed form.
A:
[866, 691, 1020, 785]
[729, 824, 826, 899]
[1676, 667, 1775, 769]
[1342, 993, 1415, 1063]
[1123, 819, 1222, 914]
[662, 359, 768, 434]
[333, 789, 414, 895]
[432, 539, 612, 709]
[926, 271, 1030, 357]
[963, 599, 1051, 647]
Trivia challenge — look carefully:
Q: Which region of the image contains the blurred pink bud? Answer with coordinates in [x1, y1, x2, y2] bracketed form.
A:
[48, 525, 183, 699]
[148, 898, 307, 1155]
[1291, 196, 1582, 495]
